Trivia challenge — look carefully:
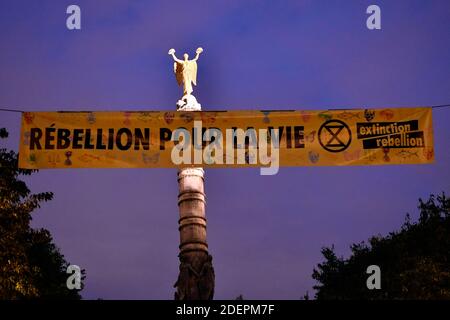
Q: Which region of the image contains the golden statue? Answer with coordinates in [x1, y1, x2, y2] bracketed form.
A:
[168, 47, 203, 97]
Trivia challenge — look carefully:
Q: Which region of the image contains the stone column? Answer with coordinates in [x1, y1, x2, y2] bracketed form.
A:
[174, 98, 215, 300]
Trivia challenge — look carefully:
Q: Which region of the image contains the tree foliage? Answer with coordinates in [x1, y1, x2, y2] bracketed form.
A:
[313, 193, 450, 300]
[0, 128, 84, 299]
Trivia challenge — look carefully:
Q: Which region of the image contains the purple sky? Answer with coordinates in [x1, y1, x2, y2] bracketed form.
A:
[1, 0, 449, 299]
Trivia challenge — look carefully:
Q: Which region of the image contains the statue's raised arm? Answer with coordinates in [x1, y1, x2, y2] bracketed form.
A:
[192, 47, 203, 61]
[168, 48, 182, 63]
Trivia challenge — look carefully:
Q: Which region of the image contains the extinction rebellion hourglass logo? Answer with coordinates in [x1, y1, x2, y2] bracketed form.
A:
[318, 120, 352, 152]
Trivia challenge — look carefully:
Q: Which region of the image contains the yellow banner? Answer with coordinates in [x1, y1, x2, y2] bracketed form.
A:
[18, 108, 434, 170]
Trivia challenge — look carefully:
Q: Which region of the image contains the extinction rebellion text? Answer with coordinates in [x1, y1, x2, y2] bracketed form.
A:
[357, 120, 425, 149]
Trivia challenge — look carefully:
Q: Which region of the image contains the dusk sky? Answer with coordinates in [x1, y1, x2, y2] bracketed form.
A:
[0, 0, 449, 299]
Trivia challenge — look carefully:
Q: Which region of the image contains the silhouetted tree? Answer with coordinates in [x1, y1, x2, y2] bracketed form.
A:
[312, 193, 450, 299]
[0, 128, 84, 299]
[302, 291, 310, 300]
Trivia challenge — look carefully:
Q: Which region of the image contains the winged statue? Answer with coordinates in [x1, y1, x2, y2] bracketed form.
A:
[168, 47, 203, 97]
